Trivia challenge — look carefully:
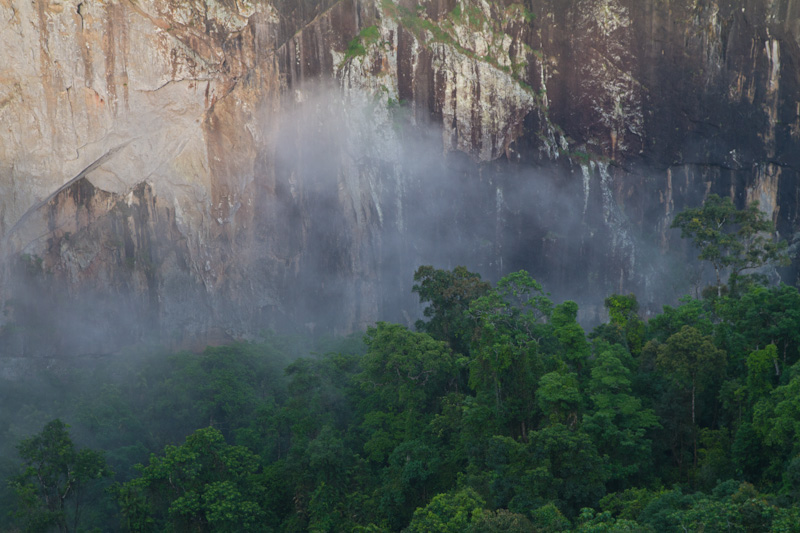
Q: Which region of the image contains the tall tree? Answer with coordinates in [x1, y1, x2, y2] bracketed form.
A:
[116, 427, 267, 532]
[11, 419, 112, 533]
[413, 265, 491, 355]
[551, 300, 590, 371]
[536, 371, 581, 427]
[716, 284, 800, 374]
[526, 424, 609, 517]
[406, 488, 485, 533]
[358, 323, 457, 463]
[360, 322, 457, 416]
[590, 294, 645, 355]
[468, 271, 553, 438]
[656, 326, 726, 468]
[671, 194, 788, 296]
[583, 343, 659, 487]
[752, 368, 800, 476]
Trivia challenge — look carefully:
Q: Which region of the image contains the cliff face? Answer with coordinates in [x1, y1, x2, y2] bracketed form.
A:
[1, 0, 799, 353]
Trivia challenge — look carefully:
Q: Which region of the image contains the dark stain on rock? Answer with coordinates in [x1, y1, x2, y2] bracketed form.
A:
[396, 25, 414, 103]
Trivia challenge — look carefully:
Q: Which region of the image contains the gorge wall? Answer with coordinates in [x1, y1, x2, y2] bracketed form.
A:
[1, 0, 799, 354]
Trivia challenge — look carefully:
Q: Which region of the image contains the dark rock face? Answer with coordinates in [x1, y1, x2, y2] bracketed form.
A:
[1, 0, 799, 353]
[270, 0, 800, 310]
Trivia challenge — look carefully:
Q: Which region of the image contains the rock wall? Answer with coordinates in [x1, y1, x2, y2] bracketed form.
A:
[0, 0, 799, 353]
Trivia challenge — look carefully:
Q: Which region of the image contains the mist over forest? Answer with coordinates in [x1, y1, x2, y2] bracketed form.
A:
[3, 0, 800, 530]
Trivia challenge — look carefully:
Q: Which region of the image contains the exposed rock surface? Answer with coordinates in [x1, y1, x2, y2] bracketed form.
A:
[0, 0, 799, 353]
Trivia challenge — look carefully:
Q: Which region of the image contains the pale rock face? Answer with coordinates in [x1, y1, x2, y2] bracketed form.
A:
[433, 43, 535, 160]
[337, 0, 541, 161]
[0, 0, 277, 350]
[0, 0, 245, 243]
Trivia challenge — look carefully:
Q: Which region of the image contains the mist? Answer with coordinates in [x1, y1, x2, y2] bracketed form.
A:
[0, 79, 708, 357]
[261, 81, 698, 329]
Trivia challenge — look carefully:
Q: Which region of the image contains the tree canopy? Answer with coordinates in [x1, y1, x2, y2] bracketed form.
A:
[4, 264, 800, 532]
[671, 194, 788, 295]
[11, 419, 112, 533]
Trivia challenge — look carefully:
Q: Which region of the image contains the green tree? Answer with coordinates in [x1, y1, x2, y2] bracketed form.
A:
[379, 439, 448, 529]
[746, 344, 780, 403]
[468, 271, 553, 438]
[575, 507, 646, 532]
[583, 344, 659, 487]
[536, 371, 581, 426]
[525, 424, 608, 517]
[283, 352, 360, 445]
[646, 296, 714, 343]
[528, 503, 572, 532]
[406, 488, 485, 533]
[355, 324, 459, 528]
[552, 300, 590, 371]
[671, 194, 788, 296]
[657, 326, 726, 427]
[275, 350, 374, 531]
[360, 322, 457, 415]
[753, 367, 800, 479]
[717, 284, 800, 375]
[10, 419, 112, 533]
[116, 427, 266, 532]
[302, 425, 352, 530]
[413, 265, 491, 355]
[731, 422, 769, 483]
[597, 294, 646, 355]
[656, 326, 726, 468]
[139, 342, 291, 449]
[671, 482, 778, 532]
[466, 508, 539, 532]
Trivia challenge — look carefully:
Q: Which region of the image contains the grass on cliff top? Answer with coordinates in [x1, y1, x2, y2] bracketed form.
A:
[343, 25, 382, 63]
[507, 3, 535, 23]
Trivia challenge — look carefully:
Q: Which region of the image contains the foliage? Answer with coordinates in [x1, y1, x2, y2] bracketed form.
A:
[406, 488, 485, 532]
[657, 326, 726, 425]
[671, 194, 788, 295]
[552, 300, 590, 369]
[468, 270, 552, 438]
[116, 427, 267, 532]
[10, 419, 112, 533]
[4, 269, 800, 531]
[413, 265, 490, 355]
[342, 25, 381, 63]
[467, 507, 539, 532]
[583, 343, 659, 487]
[526, 424, 609, 516]
[361, 322, 457, 412]
[591, 294, 645, 355]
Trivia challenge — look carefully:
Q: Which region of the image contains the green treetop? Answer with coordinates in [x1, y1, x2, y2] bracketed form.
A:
[116, 427, 266, 532]
[671, 194, 788, 296]
[11, 419, 112, 533]
[413, 265, 491, 355]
